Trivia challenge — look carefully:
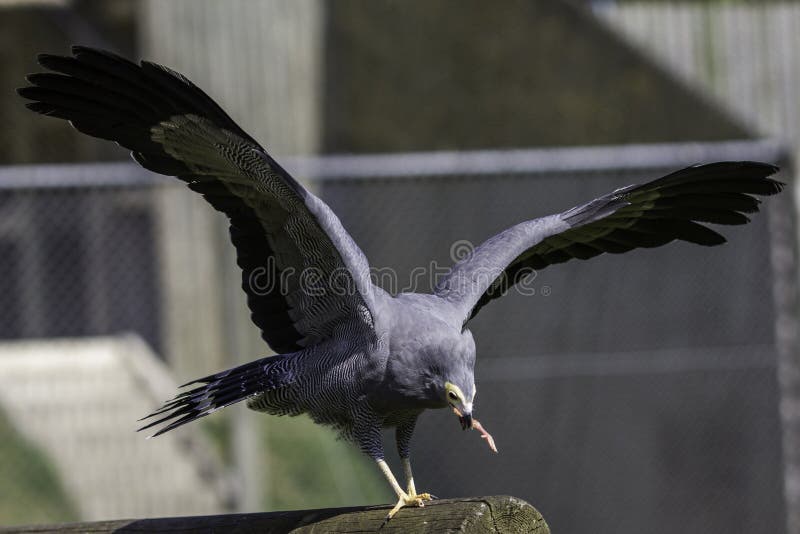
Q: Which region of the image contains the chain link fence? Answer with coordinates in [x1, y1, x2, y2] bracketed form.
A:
[0, 140, 793, 532]
[0, 163, 162, 348]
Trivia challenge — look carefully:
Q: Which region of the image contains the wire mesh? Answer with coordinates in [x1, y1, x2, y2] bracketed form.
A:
[0, 182, 160, 349]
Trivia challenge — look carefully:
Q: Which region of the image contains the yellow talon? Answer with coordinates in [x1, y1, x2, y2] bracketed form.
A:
[386, 491, 434, 520]
[377, 458, 434, 523]
[415, 492, 432, 502]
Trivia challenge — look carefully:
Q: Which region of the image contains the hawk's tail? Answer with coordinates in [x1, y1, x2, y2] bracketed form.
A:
[138, 354, 295, 437]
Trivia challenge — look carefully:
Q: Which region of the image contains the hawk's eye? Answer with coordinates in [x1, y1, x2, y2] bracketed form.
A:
[448, 391, 459, 401]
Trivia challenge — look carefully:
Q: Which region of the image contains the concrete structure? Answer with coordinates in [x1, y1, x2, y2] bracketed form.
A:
[0, 336, 231, 520]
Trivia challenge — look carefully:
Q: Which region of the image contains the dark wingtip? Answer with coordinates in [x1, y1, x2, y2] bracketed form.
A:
[732, 160, 779, 173]
[71, 44, 91, 56]
[36, 51, 66, 64]
[744, 161, 782, 185]
[746, 161, 779, 173]
[24, 72, 49, 86]
[37, 52, 73, 71]
[71, 45, 135, 65]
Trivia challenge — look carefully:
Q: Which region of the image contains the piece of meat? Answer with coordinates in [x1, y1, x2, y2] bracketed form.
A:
[471, 418, 498, 453]
[453, 407, 498, 453]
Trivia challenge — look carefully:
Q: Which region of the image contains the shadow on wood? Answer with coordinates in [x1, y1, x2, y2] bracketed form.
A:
[1, 495, 549, 533]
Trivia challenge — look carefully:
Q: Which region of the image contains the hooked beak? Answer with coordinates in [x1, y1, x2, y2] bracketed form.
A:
[452, 407, 473, 430]
[460, 412, 473, 430]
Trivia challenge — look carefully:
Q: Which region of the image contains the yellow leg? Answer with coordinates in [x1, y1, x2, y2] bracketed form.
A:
[402, 457, 421, 497]
[377, 459, 432, 521]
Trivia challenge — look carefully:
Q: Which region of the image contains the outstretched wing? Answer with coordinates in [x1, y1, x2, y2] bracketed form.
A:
[19, 46, 378, 352]
[435, 161, 783, 324]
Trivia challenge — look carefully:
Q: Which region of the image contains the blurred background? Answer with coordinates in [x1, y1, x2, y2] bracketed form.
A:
[1, 1, 799, 533]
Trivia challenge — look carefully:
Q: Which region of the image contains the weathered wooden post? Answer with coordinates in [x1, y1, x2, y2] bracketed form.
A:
[0, 496, 549, 533]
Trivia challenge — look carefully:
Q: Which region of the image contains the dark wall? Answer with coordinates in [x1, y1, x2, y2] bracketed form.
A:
[1, 5, 135, 165]
[322, 0, 749, 153]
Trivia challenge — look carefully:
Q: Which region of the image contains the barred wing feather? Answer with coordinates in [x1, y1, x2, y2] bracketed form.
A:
[19, 46, 377, 352]
[436, 161, 783, 324]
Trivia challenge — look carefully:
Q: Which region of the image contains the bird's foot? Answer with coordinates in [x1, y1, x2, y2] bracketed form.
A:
[384, 491, 433, 522]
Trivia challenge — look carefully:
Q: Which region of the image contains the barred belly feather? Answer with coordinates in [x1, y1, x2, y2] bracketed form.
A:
[247, 324, 381, 446]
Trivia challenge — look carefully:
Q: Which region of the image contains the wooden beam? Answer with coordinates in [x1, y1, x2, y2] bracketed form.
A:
[1, 495, 549, 533]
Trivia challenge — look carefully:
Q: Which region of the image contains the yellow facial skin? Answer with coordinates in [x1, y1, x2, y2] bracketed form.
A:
[444, 381, 473, 413]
